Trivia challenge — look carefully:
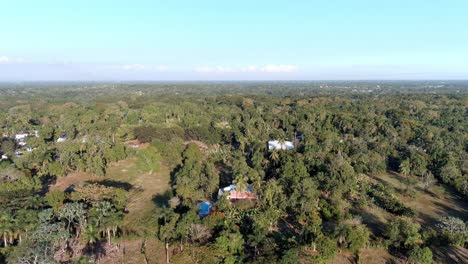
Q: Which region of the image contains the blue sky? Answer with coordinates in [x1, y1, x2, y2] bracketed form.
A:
[0, 0, 467, 80]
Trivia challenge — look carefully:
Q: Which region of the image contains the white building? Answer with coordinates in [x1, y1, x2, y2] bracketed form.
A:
[218, 184, 257, 200]
[57, 136, 68, 143]
[268, 140, 294, 151]
[15, 133, 29, 141]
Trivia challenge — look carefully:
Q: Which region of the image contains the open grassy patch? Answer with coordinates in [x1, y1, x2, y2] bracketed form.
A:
[358, 248, 399, 264]
[371, 172, 468, 224]
[51, 156, 171, 235]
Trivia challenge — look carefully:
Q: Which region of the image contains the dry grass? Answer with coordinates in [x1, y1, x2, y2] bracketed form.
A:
[97, 239, 166, 264]
[360, 172, 468, 263]
[358, 248, 400, 264]
[50, 171, 99, 191]
[51, 157, 171, 262]
[53, 157, 171, 217]
[371, 172, 468, 224]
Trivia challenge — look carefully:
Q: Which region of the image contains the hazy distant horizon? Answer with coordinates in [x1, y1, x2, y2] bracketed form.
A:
[1, 1, 467, 80]
[1, 80, 467, 84]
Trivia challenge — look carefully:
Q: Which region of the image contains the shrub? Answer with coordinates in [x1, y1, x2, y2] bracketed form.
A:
[436, 216, 468, 247]
[407, 247, 433, 264]
[368, 183, 416, 217]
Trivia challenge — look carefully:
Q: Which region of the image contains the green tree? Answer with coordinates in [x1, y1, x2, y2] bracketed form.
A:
[215, 230, 245, 263]
[136, 146, 161, 173]
[59, 202, 87, 235]
[315, 235, 338, 263]
[333, 221, 369, 254]
[407, 247, 433, 264]
[385, 217, 421, 249]
[156, 208, 180, 264]
[233, 173, 248, 193]
[44, 189, 66, 213]
[0, 212, 13, 247]
[436, 216, 467, 246]
[82, 224, 100, 245]
[400, 159, 411, 176]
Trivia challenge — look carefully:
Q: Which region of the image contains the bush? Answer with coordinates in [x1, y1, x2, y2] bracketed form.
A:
[184, 126, 221, 144]
[368, 183, 416, 217]
[133, 125, 156, 143]
[136, 147, 161, 173]
[407, 247, 433, 264]
[280, 247, 300, 264]
[385, 217, 421, 250]
[151, 138, 184, 167]
[437, 216, 467, 247]
[315, 236, 338, 263]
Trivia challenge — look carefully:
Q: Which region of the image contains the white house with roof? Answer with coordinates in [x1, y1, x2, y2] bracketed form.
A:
[218, 184, 257, 200]
[57, 136, 68, 142]
[15, 133, 29, 141]
[268, 140, 294, 151]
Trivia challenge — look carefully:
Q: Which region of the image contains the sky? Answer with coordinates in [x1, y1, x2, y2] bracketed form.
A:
[0, 0, 467, 80]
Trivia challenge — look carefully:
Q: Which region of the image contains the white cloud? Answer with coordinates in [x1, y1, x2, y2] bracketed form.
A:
[195, 66, 236, 73]
[241, 65, 258, 72]
[260, 64, 298, 73]
[155, 65, 169, 72]
[0, 56, 10, 64]
[0, 56, 31, 64]
[122, 64, 146, 71]
[195, 66, 214, 73]
[120, 64, 168, 72]
[196, 64, 299, 74]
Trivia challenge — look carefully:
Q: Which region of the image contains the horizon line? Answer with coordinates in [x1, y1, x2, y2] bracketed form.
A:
[1, 79, 468, 83]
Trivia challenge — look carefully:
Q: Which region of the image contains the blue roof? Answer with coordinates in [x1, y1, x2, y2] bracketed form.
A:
[198, 202, 212, 217]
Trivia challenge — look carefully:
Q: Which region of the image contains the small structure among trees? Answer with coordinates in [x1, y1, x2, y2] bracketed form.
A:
[217, 184, 257, 201]
[268, 140, 294, 151]
[57, 134, 68, 142]
[197, 201, 212, 217]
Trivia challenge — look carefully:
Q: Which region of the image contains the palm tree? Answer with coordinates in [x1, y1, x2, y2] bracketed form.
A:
[0, 213, 13, 247]
[100, 212, 122, 246]
[156, 208, 179, 264]
[333, 224, 349, 253]
[399, 158, 412, 191]
[233, 174, 248, 193]
[83, 224, 100, 245]
[25, 195, 44, 210]
[269, 150, 279, 165]
[399, 159, 411, 176]
[278, 138, 286, 147]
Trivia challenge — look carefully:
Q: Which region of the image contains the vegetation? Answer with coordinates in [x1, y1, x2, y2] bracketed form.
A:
[0, 81, 466, 263]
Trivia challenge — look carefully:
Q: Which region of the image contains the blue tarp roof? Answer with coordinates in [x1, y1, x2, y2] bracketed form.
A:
[198, 201, 212, 217]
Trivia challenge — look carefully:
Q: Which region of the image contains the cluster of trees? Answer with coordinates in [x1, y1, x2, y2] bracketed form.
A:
[1, 179, 127, 263]
[0, 83, 466, 262]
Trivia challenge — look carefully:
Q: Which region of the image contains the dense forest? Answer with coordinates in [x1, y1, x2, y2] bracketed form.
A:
[0, 82, 467, 263]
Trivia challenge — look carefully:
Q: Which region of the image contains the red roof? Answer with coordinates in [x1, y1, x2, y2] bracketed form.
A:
[228, 190, 257, 200]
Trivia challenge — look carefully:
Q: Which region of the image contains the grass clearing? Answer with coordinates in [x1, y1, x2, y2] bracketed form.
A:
[358, 248, 399, 264]
[370, 172, 468, 224]
[51, 156, 171, 234]
[51, 156, 171, 262]
[360, 171, 468, 263]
